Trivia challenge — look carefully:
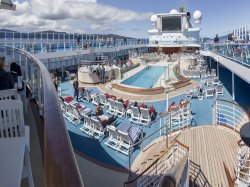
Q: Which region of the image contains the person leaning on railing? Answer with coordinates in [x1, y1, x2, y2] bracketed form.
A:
[0, 57, 14, 91]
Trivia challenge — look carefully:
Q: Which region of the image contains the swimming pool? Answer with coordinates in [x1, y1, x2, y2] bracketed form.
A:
[121, 66, 165, 88]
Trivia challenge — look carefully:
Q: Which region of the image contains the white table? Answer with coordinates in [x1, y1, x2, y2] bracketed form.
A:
[0, 137, 26, 187]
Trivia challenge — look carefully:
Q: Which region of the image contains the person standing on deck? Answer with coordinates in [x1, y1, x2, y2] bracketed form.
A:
[73, 77, 79, 101]
[0, 57, 14, 90]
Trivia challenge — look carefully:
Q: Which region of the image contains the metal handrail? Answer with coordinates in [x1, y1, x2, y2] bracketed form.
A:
[158, 151, 189, 187]
[1, 46, 84, 187]
[212, 99, 250, 121]
[124, 140, 189, 187]
[213, 99, 249, 133]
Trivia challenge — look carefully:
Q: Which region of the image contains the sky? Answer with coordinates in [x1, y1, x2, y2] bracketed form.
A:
[0, 0, 250, 38]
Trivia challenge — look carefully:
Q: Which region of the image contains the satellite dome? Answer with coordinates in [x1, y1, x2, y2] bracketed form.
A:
[193, 10, 202, 20]
[170, 9, 179, 14]
[150, 15, 157, 22]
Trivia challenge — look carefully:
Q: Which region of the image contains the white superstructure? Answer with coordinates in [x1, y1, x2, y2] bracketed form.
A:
[148, 9, 202, 49]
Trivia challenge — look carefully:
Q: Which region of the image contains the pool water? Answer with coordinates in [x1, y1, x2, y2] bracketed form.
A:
[121, 66, 165, 88]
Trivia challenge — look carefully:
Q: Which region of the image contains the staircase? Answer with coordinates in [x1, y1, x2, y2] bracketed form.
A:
[236, 143, 250, 186]
[125, 140, 189, 187]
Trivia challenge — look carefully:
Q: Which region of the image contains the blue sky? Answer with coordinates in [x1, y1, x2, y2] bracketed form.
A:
[1, 0, 250, 38]
[98, 0, 250, 37]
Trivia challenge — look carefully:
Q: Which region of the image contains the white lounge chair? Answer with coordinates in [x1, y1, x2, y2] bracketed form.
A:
[91, 93, 99, 106]
[130, 106, 141, 124]
[117, 126, 141, 155]
[79, 88, 92, 102]
[215, 84, 224, 96]
[98, 93, 108, 107]
[71, 103, 92, 126]
[80, 114, 94, 135]
[194, 70, 200, 79]
[105, 126, 120, 150]
[205, 87, 215, 98]
[0, 89, 20, 101]
[206, 77, 214, 86]
[213, 77, 220, 85]
[180, 100, 192, 128]
[0, 100, 34, 187]
[169, 105, 182, 130]
[63, 100, 79, 125]
[107, 99, 117, 115]
[140, 108, 151, 126]
[115, 101, 126, 118]
[58, 97, 67, 113]
[91, 117, 106, 139]
[186, 87, 204, 100]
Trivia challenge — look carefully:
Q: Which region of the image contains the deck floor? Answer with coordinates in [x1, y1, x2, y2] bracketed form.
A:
[177, 126, 240, 187]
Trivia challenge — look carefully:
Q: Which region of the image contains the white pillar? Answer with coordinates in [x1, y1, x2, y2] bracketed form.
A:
[217, 59, 219, 78]
[209, 56, 212, 72]
[232, 72, 235, 101]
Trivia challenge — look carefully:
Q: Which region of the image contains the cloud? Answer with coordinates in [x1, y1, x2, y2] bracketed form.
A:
[0, 0, 152, 33]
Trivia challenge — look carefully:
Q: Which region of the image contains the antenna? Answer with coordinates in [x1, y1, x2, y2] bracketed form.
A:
[179, 0, 185, 13]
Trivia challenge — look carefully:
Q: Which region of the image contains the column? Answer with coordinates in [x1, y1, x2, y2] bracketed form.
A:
[217, 59, 219, 78]
[232, 72, 235, 101]
[209, 57, 212, 73]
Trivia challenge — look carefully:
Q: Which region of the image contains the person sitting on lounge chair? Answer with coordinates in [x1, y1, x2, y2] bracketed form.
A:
[95, 103, 116, 127]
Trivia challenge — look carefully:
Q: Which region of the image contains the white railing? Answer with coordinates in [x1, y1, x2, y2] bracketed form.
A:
[0, 46, 84, 186]
[162, 102, 192, 136]
[201, 43, 250, 68]
[212, 99, 249, 131]
[236, 143, 250, 186]
[124, 141, 188, 187]
[127, 112, 171, 174]
[212, 99, 250, 186]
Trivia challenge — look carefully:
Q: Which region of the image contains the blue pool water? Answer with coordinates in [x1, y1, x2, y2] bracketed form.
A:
[121, 66, 165, 88]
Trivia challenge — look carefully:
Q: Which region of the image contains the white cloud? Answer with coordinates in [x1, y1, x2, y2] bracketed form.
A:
[0, 0, 152, 33]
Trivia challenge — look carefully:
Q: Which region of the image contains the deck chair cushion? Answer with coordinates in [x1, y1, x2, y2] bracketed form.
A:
[128, 126, 141, 143]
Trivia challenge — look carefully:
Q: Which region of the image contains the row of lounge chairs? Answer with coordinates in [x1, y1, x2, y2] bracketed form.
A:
[105, 124, 142, 155]
[168, 100, 192, 131]
[59, 95, 143, 155]
[97, 93, 154, 126]
[59, 96, 92, 126]
[187, 65, 208, 71]
[202, 76, 221, 86]
[186, 84, 224, 100]
[107, 98, 126, 117]
[80, 115, 108, 139]
[129, 106, 152, 126]
[183, 69, 216, 79]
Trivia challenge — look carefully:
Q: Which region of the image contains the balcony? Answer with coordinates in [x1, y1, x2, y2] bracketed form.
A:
[201, 43, 250, 68]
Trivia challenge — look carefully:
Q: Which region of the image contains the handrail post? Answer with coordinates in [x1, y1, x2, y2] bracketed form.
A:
[128, 147, 131, 177]
[170, 113, 172, 143]
[166, 115, 168, 148]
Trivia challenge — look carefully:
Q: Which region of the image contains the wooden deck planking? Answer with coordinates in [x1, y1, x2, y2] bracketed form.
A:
[211, 127, 227, 186]
[177, 126, 240, 187]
